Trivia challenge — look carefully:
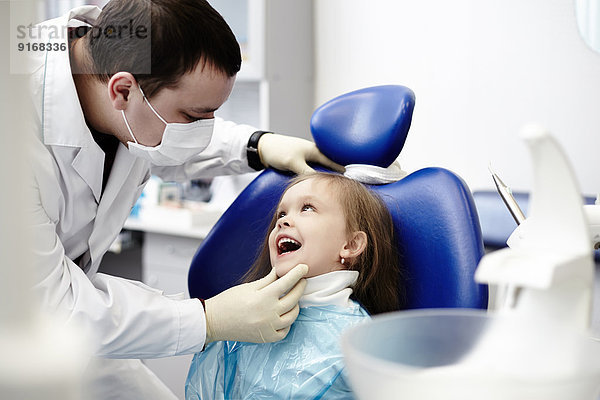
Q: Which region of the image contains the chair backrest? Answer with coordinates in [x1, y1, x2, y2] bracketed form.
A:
[189, 85, 488, 310]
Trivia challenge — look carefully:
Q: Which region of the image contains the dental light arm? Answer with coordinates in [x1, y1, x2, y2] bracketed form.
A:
[475, 125, 595, 332]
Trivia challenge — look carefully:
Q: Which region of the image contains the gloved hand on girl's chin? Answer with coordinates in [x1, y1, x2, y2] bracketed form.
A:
[203, 264, 308, 344]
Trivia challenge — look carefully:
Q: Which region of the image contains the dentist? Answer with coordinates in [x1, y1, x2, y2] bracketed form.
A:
[27, 0, 339, 398]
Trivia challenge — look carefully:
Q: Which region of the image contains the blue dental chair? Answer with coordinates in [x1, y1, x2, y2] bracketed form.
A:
[189, 85, 488, 310]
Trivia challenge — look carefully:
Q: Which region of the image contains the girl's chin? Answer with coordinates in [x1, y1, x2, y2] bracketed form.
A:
[275, 264, 295, 278]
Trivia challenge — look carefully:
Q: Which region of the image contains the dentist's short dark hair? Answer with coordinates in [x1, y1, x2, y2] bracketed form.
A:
[83, 0, 241, 98]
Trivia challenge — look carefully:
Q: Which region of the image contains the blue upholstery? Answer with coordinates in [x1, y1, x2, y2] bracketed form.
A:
[376, 169, 486, 308]
[189, 85, 488, 310]
[310, 85, 415, 167]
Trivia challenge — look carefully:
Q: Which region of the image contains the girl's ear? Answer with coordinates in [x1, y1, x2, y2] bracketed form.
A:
[341, 231, 368, 260]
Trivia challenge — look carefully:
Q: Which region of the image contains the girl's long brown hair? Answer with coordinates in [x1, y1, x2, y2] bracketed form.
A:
[242, 172, 405, 315]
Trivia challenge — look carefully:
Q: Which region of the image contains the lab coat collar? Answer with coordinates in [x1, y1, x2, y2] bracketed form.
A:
[41, 6, 101, 147]
[41, 6, 144, 207]
[41, 6, 105, 202]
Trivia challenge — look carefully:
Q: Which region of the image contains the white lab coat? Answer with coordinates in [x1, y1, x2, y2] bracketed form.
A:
[27, 6, 257, 399]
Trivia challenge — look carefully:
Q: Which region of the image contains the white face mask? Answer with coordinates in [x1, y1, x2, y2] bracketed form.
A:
[122, 87, 215, 166]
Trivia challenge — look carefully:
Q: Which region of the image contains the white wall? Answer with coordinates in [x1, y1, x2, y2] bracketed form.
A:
[315, 0, 600, 195]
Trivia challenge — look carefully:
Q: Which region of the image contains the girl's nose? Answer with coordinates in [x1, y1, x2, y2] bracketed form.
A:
[278, 215, 292, 228]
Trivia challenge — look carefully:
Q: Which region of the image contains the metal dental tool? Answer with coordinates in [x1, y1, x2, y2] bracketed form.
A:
[488, 164, 526, 225]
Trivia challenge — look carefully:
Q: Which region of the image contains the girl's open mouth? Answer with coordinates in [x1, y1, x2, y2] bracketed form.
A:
[277, 236, 302, 255]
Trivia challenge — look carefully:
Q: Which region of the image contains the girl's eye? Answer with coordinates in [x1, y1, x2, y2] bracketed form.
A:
[302, 204, 315, 212]
[277, 211, 286, 219]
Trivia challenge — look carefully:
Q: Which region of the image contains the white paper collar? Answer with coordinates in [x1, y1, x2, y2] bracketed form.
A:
[299, 270, 359, 308]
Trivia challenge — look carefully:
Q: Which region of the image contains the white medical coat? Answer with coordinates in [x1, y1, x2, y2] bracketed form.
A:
[27, 6, 257, 399]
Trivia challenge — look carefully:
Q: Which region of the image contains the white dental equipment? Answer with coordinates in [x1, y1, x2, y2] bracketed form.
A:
[489, 165, 600, 254]
[477, 125, 596, 331]
[342, 125, 600, 400]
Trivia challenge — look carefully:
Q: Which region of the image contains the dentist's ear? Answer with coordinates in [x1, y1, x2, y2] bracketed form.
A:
[341, 231, 368, 261]
[108, 72, 137, 111]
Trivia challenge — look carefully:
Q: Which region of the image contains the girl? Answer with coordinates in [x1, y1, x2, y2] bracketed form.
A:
[186, 172, 405, 399]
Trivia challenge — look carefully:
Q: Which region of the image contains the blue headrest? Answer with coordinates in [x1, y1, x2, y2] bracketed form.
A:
[311, 85, 415, 167]
[189, 85, 488, 310]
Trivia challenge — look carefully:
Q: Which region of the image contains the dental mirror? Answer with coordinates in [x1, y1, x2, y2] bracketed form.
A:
[575, 0, 600, 54]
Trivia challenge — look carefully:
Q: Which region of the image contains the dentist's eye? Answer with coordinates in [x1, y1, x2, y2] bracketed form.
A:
[183, 113, 201, 122]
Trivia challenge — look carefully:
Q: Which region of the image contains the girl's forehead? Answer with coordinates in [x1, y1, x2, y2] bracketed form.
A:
[281, 178, 335, 202]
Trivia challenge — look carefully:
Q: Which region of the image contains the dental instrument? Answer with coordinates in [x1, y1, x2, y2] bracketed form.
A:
[488, 164, 526, 225]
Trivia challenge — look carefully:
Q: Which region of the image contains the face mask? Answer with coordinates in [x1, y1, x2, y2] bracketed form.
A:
[122, 86, 215, 166]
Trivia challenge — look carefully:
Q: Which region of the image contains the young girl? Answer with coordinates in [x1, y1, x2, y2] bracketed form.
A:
[185, 172, 405, 399]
